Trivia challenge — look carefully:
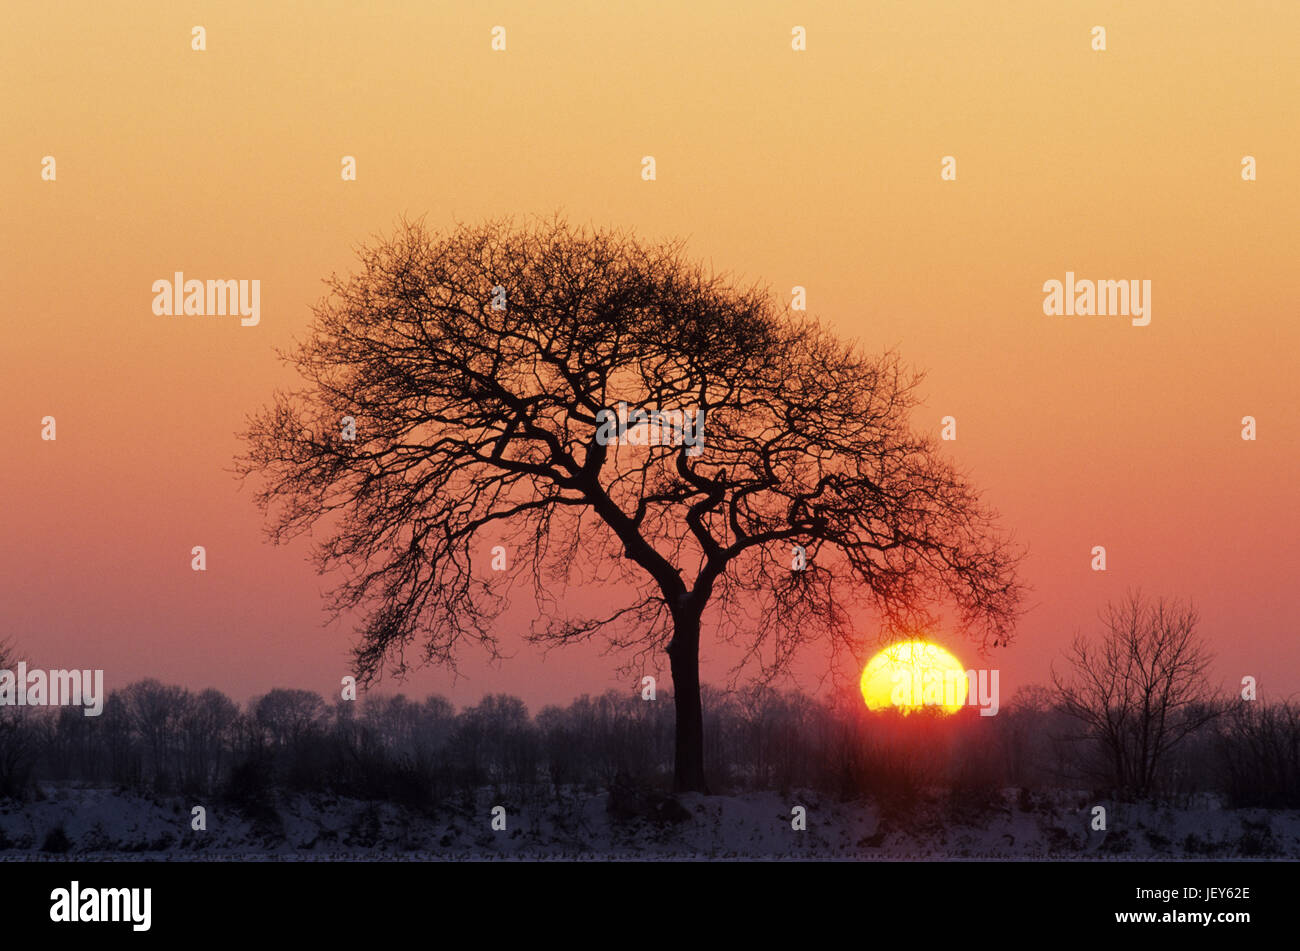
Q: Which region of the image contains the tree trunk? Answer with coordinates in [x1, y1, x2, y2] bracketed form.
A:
[667, 611, 709, 794]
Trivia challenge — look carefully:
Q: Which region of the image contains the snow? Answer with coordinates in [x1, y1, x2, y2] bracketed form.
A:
[2, 784, 1297, 860]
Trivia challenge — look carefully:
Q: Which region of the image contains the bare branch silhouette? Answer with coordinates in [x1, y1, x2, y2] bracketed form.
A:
[235, 215, 1024, 791]
[1053, 591, 1221, 798]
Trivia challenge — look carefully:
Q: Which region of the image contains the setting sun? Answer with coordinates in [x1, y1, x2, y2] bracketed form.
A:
[860, 641, 968, 714]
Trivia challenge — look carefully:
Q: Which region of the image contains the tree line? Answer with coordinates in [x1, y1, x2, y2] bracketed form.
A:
[1, 678, 1296, 810]
[3, 595, 1292, 810]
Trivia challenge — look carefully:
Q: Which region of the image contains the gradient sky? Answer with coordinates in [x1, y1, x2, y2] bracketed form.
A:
[3, 1, 1296, 711]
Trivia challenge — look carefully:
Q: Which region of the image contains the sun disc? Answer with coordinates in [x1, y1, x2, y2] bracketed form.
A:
[860, 640, 967, 714]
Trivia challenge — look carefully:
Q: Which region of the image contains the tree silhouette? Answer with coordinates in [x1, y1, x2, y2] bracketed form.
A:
[1053, 592, 1221, 798]
[0, 638, 40, 797]
[236, 216, 1023, 792]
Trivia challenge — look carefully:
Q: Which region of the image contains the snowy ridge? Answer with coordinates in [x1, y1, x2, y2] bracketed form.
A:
[2, 784, 1297, 860]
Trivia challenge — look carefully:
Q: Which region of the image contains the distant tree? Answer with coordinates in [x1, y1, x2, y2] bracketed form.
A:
[0, 639, 40, 797]
[46, 706, 97, 781]
[121, 679, 191, 789]
[360, 693, 455, 757]
[237, 216, 1024, 791]
[1052, 592, 1221, 799]
[1007, 684, 1056, 715]
[99, 692, 141, 786]
[180, 689, 240, 791]
[449, 694, 537, 786]
[733, 686, 819, 790]
[253, 689, 327, 749]
[1216, 700, 1300, 808]
[1000, 684, 1066, 789]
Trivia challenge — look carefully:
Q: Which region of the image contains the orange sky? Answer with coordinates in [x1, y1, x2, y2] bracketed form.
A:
[3, 2, 1296, 709]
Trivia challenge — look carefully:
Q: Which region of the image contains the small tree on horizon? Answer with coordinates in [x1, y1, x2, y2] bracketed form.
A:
[1053, 591, 1221, 799]
[235, 216, 1024, 792]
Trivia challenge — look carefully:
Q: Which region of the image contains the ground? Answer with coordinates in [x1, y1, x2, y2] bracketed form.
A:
[1, 784, 1296, 860]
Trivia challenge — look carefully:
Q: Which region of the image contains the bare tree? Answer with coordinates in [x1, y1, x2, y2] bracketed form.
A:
[1216, 699, 1300, 808]
[1053, 592, 1221, 799]
[0, 638, 41, 798]
[236, 216, 1023, 791]
[181, 688, 240, 791]
[253, 689, 327, 749]
[122, 680, 191, 789]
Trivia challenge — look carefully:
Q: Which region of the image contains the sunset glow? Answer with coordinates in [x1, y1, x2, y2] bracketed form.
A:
[861, 641, 968, 714]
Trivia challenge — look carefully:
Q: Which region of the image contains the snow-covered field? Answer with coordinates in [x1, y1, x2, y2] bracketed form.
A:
[2, 784, 1297, 860]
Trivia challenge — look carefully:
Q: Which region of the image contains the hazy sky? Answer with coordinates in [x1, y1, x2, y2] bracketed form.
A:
[3, 2, 1296, 711]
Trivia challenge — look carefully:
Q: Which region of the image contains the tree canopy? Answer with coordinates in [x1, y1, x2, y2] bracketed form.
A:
[237, 216, 1024, 789]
